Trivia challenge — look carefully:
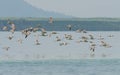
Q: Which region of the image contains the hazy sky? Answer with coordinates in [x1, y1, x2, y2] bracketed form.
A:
[25, 0, 120, 18]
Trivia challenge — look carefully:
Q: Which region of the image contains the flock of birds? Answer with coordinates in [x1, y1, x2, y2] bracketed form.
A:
[0, 21, 114, 57]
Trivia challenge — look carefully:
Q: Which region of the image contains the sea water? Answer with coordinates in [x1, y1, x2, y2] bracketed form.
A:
[0, 59, 120, 75]
[0, 20, 120, 31]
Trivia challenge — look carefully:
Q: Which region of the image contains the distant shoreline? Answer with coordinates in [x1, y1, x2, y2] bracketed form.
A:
[1, 17, 120, 21]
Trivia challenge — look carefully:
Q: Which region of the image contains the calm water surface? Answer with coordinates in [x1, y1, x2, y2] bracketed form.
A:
[0, 59, 120, 75]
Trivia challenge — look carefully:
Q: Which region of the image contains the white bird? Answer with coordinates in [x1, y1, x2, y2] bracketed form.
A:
[3, 46, 10, 51]
[2, 26, 8, 31]
[8, 35, 13, 40]
[67, 24, 72, 30]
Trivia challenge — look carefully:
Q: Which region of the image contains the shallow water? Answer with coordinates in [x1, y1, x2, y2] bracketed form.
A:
[0, 59, 120, 75]
[0, 31, 120, 60]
